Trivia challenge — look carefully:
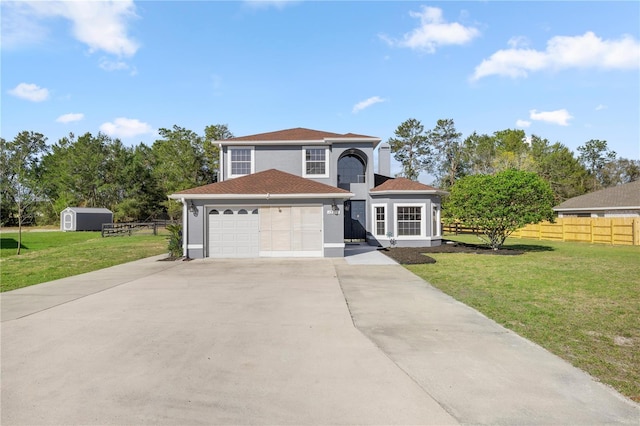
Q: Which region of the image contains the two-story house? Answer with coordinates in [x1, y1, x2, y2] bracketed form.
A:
[169, 128, 446, 258]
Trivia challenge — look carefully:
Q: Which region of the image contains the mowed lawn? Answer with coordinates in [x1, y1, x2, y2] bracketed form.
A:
[1, 230, 169, 292]
[407, 235, 640, 402]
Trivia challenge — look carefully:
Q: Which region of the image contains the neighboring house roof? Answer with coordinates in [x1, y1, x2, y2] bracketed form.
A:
[63, 207, 112, 214]
[220, 127, 379, 144]
[370, 177, 447, 195]
[169, 169, 354, 200]
[554, 180, 640, 211]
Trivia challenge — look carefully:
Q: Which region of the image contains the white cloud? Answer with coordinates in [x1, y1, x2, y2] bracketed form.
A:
[595, 104, 608, 111]
[0, 2, 49, 49]
[243, 1, 299, 10]
[8, 83, 50, 102]
[352, 96, 386, 113]
[380, 6, 479, 53]
[99, 58, 129, 71]
[529, 109, 573, 126]
[472, 31, 640, 81]
[516, 119, 531, 128]
[56, 113, 84, 123]
[100, 117, 153, 138]
[1, 1, 139, 57]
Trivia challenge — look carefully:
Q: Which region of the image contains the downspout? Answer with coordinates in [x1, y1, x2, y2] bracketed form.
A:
[181, 198, 187, 257]
[218, 143, 224, 182]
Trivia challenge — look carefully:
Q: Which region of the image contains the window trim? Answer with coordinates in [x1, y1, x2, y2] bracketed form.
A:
[371, 203, 387, 238]
[432, 204, 441, 237]
[302, 146, 329, 178]
[228, 146, 255, 178]
[394, 203, 427, 240]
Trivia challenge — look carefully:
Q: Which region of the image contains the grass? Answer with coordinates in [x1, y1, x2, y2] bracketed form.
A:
[1, 230, 170, 292]
[406, 234, 640, 402]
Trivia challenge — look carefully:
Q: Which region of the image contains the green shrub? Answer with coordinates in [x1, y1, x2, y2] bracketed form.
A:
[166, 223, 183, 257]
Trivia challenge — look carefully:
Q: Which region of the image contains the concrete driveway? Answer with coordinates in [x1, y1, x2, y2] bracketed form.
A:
[2, 255, 638, 425]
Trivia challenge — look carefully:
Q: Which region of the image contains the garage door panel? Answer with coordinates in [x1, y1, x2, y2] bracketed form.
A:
[208, 207, 259, 258]
[260, 206, 322, 257]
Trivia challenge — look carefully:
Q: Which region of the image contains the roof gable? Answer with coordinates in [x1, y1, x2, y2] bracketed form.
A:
[555, 180, 640, 210]
[171, 169, 351, 197]
[63, 207, 112, 214]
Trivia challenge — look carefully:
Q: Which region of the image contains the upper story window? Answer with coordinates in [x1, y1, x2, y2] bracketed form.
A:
[229, 147, 254, 178]
[338, 151, 366, 190]
[303, 147, 329, 178]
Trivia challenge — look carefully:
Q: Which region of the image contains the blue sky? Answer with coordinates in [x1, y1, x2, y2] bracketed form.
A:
[2, 1, 639, 179]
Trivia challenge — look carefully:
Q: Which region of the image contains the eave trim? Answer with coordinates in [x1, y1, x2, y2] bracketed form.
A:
[169, 192, 354, 200]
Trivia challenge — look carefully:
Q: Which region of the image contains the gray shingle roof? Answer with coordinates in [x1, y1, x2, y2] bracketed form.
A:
[554, 180, 640, 210]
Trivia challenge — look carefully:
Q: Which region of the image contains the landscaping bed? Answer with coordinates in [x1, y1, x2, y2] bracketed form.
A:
[380, 240, 525, 264]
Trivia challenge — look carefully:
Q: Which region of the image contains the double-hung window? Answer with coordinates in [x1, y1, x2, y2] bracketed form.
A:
[396, 204, 425, 237]
[229, 147, 254, 178]
[303, 147, 329, 178]
[372, 204, 386, 237]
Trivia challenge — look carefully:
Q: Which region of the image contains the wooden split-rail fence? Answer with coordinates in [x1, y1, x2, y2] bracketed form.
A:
[101, 222, 158, 237]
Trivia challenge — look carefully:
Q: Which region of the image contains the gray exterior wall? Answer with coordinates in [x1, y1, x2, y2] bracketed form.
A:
[182, 197, 346, 259]
[220, 142, 375, 191]
[368, 194, 442, 248]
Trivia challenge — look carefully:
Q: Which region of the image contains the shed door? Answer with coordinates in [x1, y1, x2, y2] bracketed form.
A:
[208, 208, 259, 258]
[63, 212, 73, 231]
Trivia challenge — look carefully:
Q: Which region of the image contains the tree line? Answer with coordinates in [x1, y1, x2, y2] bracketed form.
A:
[1, 124, 232, 227]
[388, 118, 639, 249]
[2, 119, 638, 229]
[388, 118, 639, 203]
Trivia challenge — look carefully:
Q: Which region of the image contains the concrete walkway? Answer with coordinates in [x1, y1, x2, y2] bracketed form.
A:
[1, 255, 638, 425]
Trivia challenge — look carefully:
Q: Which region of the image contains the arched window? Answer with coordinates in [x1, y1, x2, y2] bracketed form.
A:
[223, 209, 233, 215]
[238, 209, 248, 214]
[209, 209, 219, 215]
[251, 209, 258, 214]
[338, 151, 366, 189]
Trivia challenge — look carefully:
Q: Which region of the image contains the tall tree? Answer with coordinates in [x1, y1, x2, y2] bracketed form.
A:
[462, 132, 497, 175]
[40, 132, 113, 208]
[529, 135, 590, 203]
[0, 137, 13, 226]
[577, 139, 617, 189]
[427, 118, 465, 188]
[492, 129, 533, 171]
[600, 157, 640, 187]
[445, 169, 555, 250]
[152, 125, 206, 194]
[388, 118, 432, 181]
[4, 131, 48, 254]
[152, 125, 208, 220]
[203, 124, 233, 183]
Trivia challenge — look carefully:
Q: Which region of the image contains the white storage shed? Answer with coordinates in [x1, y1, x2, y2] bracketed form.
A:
[60, 207, 113, 232]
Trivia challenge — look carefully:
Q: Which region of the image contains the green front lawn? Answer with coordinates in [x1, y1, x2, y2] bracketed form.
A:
[1, 230, 169, 292]
[407, 235, 640, 401]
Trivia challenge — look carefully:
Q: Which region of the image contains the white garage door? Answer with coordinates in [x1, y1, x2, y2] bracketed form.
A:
[208, 206, 323, 258]
[260, 206, 323, 257]
[208, 208, 259, 258]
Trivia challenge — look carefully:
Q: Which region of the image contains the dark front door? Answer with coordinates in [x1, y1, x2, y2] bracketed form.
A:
[344, 200, 366, 241]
